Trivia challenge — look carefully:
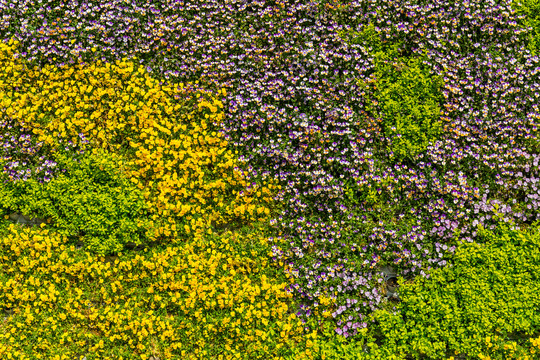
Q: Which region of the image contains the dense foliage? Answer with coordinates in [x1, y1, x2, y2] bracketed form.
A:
[317, 219, 540, 359]
[340, 22, 447, 166]
[0, 0, 540, 358]
[0, 147, 155, 256]
[370, 218, 540, 359]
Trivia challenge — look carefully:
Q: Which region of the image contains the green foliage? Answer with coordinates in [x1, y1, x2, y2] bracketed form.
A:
[338, 23, 446, 166]
[363, 220, 540, 359]
[510, 0, 540, 57]
[309, 317, 410, 360]
[0, 147, 156, 256]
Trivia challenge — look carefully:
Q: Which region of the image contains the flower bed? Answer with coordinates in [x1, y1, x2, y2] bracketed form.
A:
[0, 0, 540, 359]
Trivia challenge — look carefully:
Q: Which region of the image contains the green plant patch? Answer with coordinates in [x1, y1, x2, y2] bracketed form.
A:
[510, 0, 540, 57]
[358, 220, 540, 360]
[341, 22, 446, 167]
[0, 146, 157, 256]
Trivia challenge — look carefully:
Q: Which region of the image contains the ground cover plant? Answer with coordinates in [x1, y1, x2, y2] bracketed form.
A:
[315, 218, 540, 359]
[1, 0, 540, 358]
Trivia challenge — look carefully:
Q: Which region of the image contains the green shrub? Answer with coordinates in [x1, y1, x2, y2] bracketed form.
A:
[510, 0, 540, 57]
[312, 321, 407, 360]
[363, 219, 540, 359]
[338, 23, 446, 166]
[0, 146, 157, 256]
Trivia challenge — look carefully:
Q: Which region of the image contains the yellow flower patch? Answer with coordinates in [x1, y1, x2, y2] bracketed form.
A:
[0, 218, 314, 358]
